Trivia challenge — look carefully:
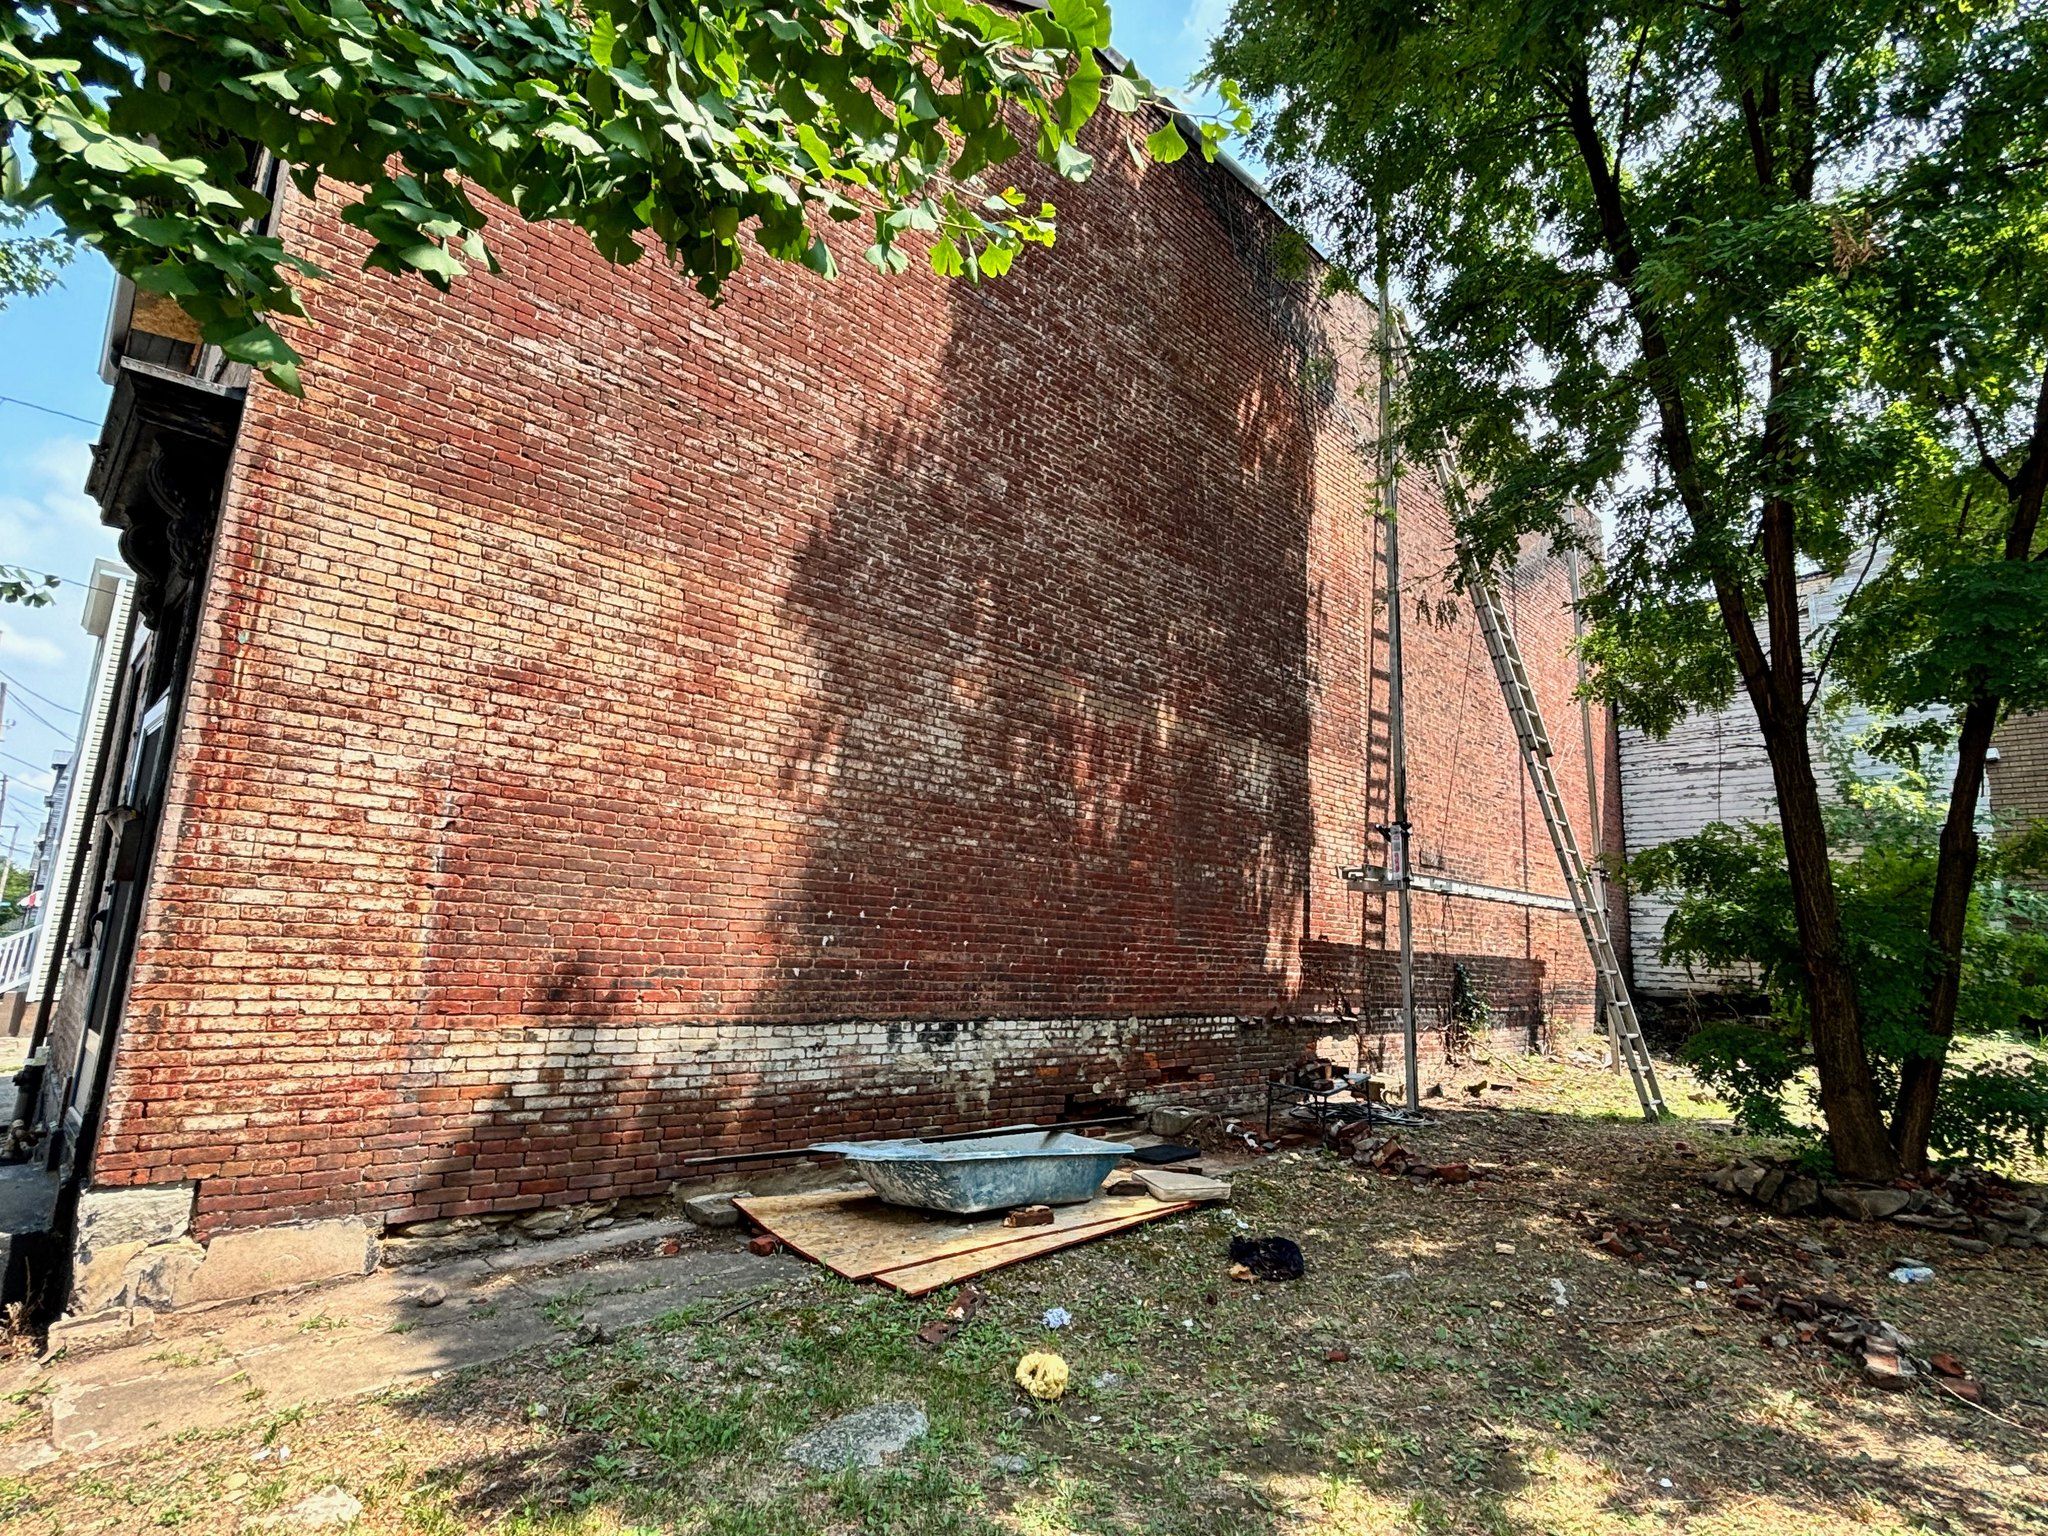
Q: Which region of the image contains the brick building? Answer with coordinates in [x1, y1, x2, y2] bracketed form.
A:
[1990, 713, 2048, 828]
[19, 112, 1624, 1319]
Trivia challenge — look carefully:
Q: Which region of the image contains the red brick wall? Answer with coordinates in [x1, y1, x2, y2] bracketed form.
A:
[90, 120, 1622, 1234]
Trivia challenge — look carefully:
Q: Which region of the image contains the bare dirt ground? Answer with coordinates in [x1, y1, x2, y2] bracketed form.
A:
[3, 1051, 2045, 1534]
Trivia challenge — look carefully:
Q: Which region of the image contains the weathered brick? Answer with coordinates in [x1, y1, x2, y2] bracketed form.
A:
[90, 115, 1624, 1237]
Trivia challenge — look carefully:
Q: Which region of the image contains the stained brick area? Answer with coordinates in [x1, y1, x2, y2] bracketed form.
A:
[92, 120, 1623, 1234]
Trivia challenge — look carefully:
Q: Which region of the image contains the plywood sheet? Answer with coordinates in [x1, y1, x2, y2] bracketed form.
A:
[735, 1187, 1195, 1293]
[878, 1203, 1194, 1295]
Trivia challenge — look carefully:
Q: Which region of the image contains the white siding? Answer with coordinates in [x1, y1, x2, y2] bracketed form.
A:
[27, 563, 135, 1003]
[1620, 555, 1966, 999]
[1620, 706, 1774, 995]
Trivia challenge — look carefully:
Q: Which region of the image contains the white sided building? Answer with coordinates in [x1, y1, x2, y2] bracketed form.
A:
[1619, 557, 1969, 1000]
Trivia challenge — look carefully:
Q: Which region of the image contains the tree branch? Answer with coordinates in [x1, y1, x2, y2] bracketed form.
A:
[1616, 20, 1652, 160]
[1559, 55, 1774, 723]
[1960, 394, 2018, 492]
[1804, 536, 1884, 710]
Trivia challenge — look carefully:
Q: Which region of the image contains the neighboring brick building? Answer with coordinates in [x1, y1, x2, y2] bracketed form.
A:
[24, 111, 1623, 1317]
[1990, 713, 2048, 827]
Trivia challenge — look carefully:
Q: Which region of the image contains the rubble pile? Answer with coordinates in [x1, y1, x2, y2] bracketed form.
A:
[1705, 1159, 2048, 1251]
[1574, 1207, 1997, 1405]
[1338, 1128, 1496, 1186]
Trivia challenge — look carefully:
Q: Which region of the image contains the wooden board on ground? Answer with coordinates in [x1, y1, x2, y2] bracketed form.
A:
[735, 1187, 1196, 1295]
[1133, 1168, 1232, 1203]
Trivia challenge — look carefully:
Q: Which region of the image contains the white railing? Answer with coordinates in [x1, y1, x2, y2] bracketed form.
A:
[0, 921, 39, 994]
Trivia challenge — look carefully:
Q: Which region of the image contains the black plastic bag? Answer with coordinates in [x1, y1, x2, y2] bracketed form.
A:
[1229, 1235, 1305, 1282]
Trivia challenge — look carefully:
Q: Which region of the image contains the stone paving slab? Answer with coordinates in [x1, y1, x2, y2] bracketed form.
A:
[12, 1223, 804, 1463]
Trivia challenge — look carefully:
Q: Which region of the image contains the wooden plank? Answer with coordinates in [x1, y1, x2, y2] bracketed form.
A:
[735, 1187, 1191, 1287]
[877, 1202, 1195, 1296]
[1132, 1168, 1231, 1203]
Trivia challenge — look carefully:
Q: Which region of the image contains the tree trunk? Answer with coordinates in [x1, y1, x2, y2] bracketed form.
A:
[1559, 59, 1894, 1176]
[1888, 698, 1995, 1171]
[1890, 369, 2048, 1171]
[1755, 674, 1900, 1182]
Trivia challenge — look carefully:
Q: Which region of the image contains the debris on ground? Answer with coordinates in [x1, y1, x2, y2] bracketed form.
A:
[783, 1403, 930, 1471]
[915, 1284, 984, 1347]
[1004, 1205, 1054, 1228]
[1133, 1168, 1232, 1203]
[1890, 1264, 1936, 1284]
[1344, 1134, 1498, 1184]
[1706, 1158, 2048, 1247]
[1229, 1235, 1305, 1282]
[1015, 1352, 1069, 1401]
[746, 1234, 781, 1256]
[1572, 1203, 1999, 1404]
[268, 1485, 364, 1531]
[407, 1282, 447, 1308]
[1042, 1306, 1072, 1329]
[1128, 1141, 1203, 1165]
[1222, 1120, 1278, 1154]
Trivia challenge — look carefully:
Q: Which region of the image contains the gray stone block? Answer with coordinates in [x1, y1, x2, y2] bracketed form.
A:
[784, 1402, 928, 1471]
[74, 1184, 195, 1250]
[166, 1218, 378, 1308]
[682, 1192, 748, 1229]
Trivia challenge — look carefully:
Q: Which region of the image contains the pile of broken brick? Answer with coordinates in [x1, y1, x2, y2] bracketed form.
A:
[1706, 1158, 2048, 1253]
[1335, 1126, 1499, 1185]
[1578, 1207, 1998, 1406]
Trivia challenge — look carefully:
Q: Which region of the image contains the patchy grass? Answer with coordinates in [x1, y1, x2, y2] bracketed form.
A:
[7, 1052, 2047, 1534]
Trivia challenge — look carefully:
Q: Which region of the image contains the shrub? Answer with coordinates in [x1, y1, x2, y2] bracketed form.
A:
[1628, 753, 2048, 1166]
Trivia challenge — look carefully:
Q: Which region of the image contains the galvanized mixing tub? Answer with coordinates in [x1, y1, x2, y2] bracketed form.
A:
[810, 1130, 1131, 1215]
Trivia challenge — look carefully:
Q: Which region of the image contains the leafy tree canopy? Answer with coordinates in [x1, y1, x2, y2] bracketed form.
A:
[0, 200, 65, 305]
[1210, 0, 2047, 735]
[3, 0, 1222, 392]
[1212, 0, 2048, 1178]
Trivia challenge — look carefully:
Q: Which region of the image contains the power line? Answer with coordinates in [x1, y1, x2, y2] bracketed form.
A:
[0, 667, 82, 718]
[0, 560, 97, 588]
[0, 747, 60, 777]
[0, 393, 102, 429]
[5, 690, 77, 738]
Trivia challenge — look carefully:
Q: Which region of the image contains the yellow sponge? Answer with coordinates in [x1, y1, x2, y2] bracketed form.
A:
[1014, 1351, 1069, 1401]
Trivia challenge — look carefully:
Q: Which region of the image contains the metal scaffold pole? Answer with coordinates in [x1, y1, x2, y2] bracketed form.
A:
[1375, 256, 1420, 1113]
[1564, 546, 1622, 1074]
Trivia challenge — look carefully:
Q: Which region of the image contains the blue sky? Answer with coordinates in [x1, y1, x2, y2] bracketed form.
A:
[0, 0, 1232, 862]
[0, 244, 117, 863]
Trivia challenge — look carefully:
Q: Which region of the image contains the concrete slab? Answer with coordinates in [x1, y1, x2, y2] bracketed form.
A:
[19, 1221, 805, 1461]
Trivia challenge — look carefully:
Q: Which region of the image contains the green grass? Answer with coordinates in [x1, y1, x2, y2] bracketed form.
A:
[10, 1052, 2047, 1535]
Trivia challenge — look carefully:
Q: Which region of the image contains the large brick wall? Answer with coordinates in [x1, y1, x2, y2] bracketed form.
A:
[89, 115, 1622, 1235]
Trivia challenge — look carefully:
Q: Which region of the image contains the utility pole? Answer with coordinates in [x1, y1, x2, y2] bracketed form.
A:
[1376, 248, 1419, 1112]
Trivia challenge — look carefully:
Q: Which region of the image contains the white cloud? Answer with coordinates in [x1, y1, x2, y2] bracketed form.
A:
[0, 427, 121, 762]
[0, 628, 66, 668]
[0, 432, 102, 545]
[25, 438, 99, 529]
[1182, 0, 1229, 43]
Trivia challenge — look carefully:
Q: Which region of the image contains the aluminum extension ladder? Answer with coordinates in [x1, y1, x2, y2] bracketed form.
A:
[1426, 442, 1667, 1121]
